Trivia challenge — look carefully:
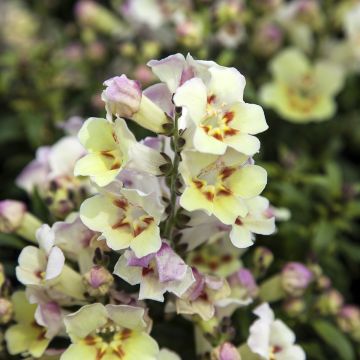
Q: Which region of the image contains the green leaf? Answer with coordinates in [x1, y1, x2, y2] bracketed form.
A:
[312, 221, 336, 252]
[312, 320, 355, 360]
[0, 233, 26, 249]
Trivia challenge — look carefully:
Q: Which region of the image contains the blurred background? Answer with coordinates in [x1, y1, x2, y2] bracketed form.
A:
[0, 0, 360, 358]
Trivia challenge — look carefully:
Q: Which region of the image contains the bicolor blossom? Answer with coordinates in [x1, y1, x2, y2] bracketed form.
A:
[5, 291, 50, 358]
[247, 303, 305, 360]
[229, 196, 275, 248]
[114, 242, 195, 301]
[80, 184, 163, 257]
[74, 117, 165, 186]
[176, 268, 230, 321]
[260, 48, 344, 122]
[61, 303, 159, 360]
[174, 63, 268, 156]
[16, 224, 85, 300]
[179, 149, 267, 225]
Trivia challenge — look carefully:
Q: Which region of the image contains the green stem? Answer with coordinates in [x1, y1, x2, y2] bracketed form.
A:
[163, 114, 180, 240]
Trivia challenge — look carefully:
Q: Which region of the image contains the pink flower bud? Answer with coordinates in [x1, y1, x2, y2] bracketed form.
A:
[281, 262, 313, 296]
[252, 22, 283, 57]
[0, 298, 13, 324]
[228, 268, 258, 299]
[0, 200, 26, 233]
[83, 265, 114, 296]
[102, 75, 142, 118]
[212, 342, 241, 360]
[337, 306, 360, 341]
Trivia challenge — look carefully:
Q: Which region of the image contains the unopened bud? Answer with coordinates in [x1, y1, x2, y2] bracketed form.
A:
[228, 268, 258, 299]
[83, 265, 114, 296]
[211, 342, 241, 360]
[337, 306, 360, 342]
[102, 75, 142, 118]
[102, 75, 171, 134]
[281, 262, 313, 297]
[0, 298, 13, 324]
[252, 22, 283, 57]
[0, 200, 26, 233]
[315, 289, 344, 315]
[283, 297, 306, 318]
[253, 247, 273, 275]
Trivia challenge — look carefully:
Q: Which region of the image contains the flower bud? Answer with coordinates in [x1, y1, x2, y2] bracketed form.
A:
[0, 200, 26, 233]
[229, 268, 259, 299]
[337, 306, 360, 342]
[102, 75, 170, 133]
[211, 342, 241, 360]
[83, 265, 114, 297]
[253, 247, 273, 275]
[315, 289, 344, 315]
[283, 297, 306, 318]
[102, 75, 142, 118]
[281, 262, 313, 297]
[0, 298, 13, 324]
[252, 22, 283, 57]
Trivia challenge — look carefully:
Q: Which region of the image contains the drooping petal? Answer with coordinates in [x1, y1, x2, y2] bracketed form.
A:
[229, 225, 254, 248]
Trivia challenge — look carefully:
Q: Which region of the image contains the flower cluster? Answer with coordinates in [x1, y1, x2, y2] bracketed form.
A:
[0, 54, 301, 360]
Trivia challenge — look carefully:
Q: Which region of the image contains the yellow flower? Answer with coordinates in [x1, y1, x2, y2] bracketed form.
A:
[61, 303, 159, 360]
[74, 117, 134, 186]
[179, 149, 267, 225]
[260, 48, 344, 123]
[80, 185, 162, 257]
[5, 291, 50, 358]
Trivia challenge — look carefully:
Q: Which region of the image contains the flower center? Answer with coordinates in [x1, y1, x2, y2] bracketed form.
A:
[83, 326, 134, 360]
[201, 95, 237, 141]
[112, 198, 154, 237]
[191, 159, 236, 202]
[269, 344, 282, 359]
[286, 74, 320, 113]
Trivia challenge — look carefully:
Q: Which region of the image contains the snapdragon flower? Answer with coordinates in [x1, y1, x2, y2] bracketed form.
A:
[5, 291, 51, 358]
[61, 303, 159, 360]
[179, 149, 267, 225]
[247, 303, 305, 360]
[114, 242, 194, 301]
[80, 184, 163, 257]
[174, 65, 268, 155]
[260, 48, 344, 122]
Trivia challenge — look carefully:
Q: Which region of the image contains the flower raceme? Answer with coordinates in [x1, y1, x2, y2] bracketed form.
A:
[8, 53, 281, 359]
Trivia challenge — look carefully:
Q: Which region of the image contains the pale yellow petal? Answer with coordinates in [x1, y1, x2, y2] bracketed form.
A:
[228, 165, 267, 199]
